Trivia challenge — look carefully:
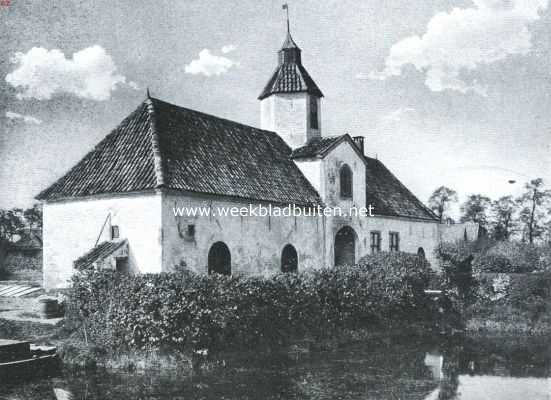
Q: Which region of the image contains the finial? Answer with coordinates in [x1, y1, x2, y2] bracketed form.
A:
[146, 87, 151, 98]
[282, 3, 290, 34]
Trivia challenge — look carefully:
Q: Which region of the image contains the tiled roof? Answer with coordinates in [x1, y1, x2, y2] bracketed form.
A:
[74, 240, 127, 270]
[258, 31, 323, 100]
[36, 104, 158, 200]
[258, 63, 323, 100]
[365, 157, 438, 221]
[37, 97, 322, 207]
[291, 136, 345, 159]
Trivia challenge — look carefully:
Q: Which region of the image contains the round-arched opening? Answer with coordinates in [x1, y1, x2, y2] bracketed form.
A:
[208, 241, 231, 275]
[281, 244, 298, 273]
[417, 247, 426, 259]
[340, 164, 353, 198]
[334, 226, 356, 266]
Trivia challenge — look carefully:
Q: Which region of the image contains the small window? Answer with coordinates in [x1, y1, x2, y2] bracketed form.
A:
[115, 258, 129, 274]
[310, 96, 318, 130]
[187, 224, 195, 237]
[370, 231, 381, 254]
[389, 232, 400, 252]
[340, 164, 353, 199]
[110, 225, 119, 240]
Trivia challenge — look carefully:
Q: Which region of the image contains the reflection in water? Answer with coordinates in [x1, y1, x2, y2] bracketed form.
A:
[424, 352, 444, 380]
[53, 387, 73, 400]
[3, 335, 550, 400]
[456, 376, 551, 400]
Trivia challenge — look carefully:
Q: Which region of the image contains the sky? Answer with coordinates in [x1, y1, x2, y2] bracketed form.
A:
[1, 0, 550, 212]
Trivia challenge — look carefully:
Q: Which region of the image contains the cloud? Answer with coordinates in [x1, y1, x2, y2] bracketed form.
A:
[381, 107, 416, 123]
[184, 49, 238, 77]
[221, 44, 237, 54]
[127, 81, 140, 90]
[370, 0, 548, 95]
[5, 45, 137, 101]
[5, 111, 42, 125]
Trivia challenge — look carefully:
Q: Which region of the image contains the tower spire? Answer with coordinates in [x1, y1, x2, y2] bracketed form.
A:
[283, 4, 290, 34]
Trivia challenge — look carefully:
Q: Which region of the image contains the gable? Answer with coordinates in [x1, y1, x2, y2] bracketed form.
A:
[331, 140, 366, 167]
[291, 134, 366, 162]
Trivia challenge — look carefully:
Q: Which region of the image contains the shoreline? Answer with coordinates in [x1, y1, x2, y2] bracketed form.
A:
[3, 316, 551, 373]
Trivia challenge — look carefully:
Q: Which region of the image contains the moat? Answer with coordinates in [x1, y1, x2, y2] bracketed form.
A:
[2, 334, 550, 400]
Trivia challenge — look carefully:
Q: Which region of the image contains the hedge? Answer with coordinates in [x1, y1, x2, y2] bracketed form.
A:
[438, 239, 551, 331]
[65, 252, 435, 354]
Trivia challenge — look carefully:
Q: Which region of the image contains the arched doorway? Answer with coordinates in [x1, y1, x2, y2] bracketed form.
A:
[417, 247, 426, 259]
[281, 244, 298, 273]
[334, 226, 356, 266]
[208, 242, 231, 275]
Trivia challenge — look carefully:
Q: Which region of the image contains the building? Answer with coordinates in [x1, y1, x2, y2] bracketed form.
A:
[37, 26, 473, 289]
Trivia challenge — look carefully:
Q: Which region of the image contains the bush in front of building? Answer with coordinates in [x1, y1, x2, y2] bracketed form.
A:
[64, 253, 436, 355]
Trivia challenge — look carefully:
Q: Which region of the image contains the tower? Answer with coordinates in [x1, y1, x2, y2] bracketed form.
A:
[258, 11, 323, 149]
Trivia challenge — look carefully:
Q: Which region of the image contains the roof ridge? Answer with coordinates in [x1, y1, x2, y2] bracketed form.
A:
[148, 96, 284, 138]
[145, 97, 166, 188]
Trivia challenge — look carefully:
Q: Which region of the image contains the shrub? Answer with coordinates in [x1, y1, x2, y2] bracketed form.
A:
[437, 241, 478, 308]
[507, 271, 551, 329]
[483, 241, 551, 273]
[65, 254, 435, 355]
[473, 254, 514, 273]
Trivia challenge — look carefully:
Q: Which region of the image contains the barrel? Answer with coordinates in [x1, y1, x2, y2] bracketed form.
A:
[38, 298, 59, 319]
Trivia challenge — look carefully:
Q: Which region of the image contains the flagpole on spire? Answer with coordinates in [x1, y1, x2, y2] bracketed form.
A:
[282, 3, 290, 33]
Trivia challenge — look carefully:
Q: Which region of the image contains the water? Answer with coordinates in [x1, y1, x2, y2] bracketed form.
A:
[2, 334, 550, 399]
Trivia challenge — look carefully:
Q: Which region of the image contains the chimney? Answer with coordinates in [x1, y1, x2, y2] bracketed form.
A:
[352, 136, 365, 155]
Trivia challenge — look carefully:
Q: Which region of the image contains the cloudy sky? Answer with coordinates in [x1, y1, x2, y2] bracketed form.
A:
[1, 0, 550, 211]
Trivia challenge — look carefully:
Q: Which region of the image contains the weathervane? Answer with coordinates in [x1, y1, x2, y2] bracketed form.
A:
[282, 3, 290, 33]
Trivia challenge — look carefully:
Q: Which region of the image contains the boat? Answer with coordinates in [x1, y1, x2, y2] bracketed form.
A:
[0, 339, 58, 381]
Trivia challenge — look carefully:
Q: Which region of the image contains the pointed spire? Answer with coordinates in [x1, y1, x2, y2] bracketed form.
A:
[258, 5, 323, 100]
[146, 87, 151, 99]
[283, 3, 290, 34]
[281, 4, 299, 50]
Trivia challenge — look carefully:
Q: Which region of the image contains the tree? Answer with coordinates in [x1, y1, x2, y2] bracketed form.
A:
[428, 186, 458, 223]
[516, 178, 551, 243]
[460, 194, 491, 227]
[23, 203, 42, 230]
[0, 208, 24, 242]
[490, 196, 518, 240]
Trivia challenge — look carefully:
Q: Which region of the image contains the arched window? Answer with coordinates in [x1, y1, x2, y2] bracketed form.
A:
[417, 247, 425, 259]
[281, 244, 298, 273]
[340, 164, 353, 198]
[208, 242, 231, 275]
[334, 226, 356, 266]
